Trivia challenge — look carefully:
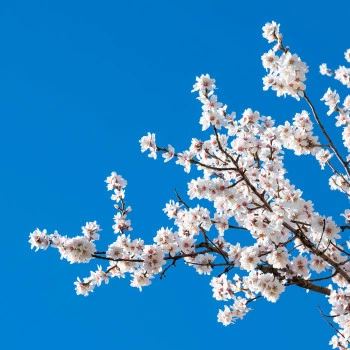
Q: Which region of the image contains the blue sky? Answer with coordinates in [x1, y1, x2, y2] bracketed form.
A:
[1, 1, 350, 349]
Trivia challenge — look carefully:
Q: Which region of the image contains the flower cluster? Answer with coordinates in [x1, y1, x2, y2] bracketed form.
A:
[29, 226, 97, 264]
[261, 22, 308, 100]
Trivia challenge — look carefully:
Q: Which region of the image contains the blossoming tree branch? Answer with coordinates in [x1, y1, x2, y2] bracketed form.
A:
[29, 22, 350, 350]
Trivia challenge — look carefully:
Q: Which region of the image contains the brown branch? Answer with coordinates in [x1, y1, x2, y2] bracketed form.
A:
[340, 225, 350, 232]
[174, 188, 190, 209]
[291, 220, 311, 227]
[329, 241, 350, 257]
[156, 146, 238, 173]
[283, 222, 350, 283]
[160, 259, 177, 279]
[316, 218, 326, 250]
[246, 295, 262, 304]
[258, 264, 331, 296]
[228, 224, 248, 231]
[304, 93, 350, 177]
[308, 270, 337, 283]
[326, 161, 350, 190]
[91, 254, 142, 262]
[287, 277, 331, 295]
[318, 306, 347, 340]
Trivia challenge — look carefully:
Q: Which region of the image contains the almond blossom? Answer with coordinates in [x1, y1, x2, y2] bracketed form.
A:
[29, 21, 350, 350]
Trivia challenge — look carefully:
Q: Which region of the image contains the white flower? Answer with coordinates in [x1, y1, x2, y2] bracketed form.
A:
[217, 305, 233, 326]
[228, 243, 242, 265]
[106, 242, 124, 259]
[139, 132, 157, 159]
[261, 50, 278, 70]
[315, 149, 333, 170]
[213, 213, 229, 236]
[259, 273, 285, 302]
[74, 277, 94, 296]
[61, 236, 96, 264]
[345, 48, 350, 63]
[266, 247, 289, 269]
[262, 21, 280, 43]
[113, 212, 132, 234]
[321, 88, 340, 115]
[29, 229, 49, 252]
[154, 227, 179, 256]
[334, 66, 350, 88]
[291, 256, 309, 277]
[141, 245, 165, 274]
[105, 172, 127, 191]
[343, 96, 350, 111]
[163, 200, 180, 218]
[177, 236, 196, 254]
[108, 262, 125, 279]
[191, 253, 216, 275]
[262, 41, 308, 100]
[130, 269, 153, 291]
[90, 265, 109, 286]
[240, 247, 260, 271]
[319, 63, 332, 76]
[309, 255, 327, 273]
[192, 74, 216, 92]
[82, 221, 101, 241]
[341, 209, 350, 223]
[210, 274, 234, 301]
[175, 151, 194, 173]
[162, 144, 175, 162]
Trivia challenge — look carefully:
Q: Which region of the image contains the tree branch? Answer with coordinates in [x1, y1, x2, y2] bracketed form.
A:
[304, 92, 350, 177]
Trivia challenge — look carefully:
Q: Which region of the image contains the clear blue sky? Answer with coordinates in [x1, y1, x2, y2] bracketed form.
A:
[1, 1, 349, 349]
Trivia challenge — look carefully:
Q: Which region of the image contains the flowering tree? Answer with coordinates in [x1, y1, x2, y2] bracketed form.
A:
[29, 22, 350, 350]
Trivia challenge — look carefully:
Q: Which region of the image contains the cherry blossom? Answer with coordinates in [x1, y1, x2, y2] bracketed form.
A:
[29, 21, 350, 349]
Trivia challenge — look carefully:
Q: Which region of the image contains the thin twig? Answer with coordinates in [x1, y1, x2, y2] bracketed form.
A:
[318, 306, 346, 340]
[304, 93, 350, 177]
